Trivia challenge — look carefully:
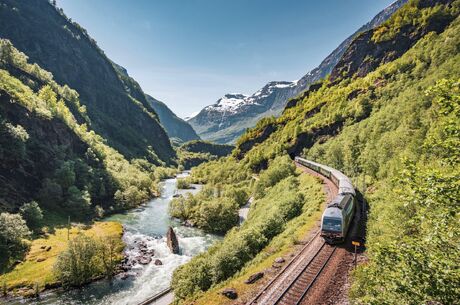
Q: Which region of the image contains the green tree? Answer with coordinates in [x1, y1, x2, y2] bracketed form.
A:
[53, 234, 100, 287]
[0, 213, 30, 249]
[19, 201, 43, 231]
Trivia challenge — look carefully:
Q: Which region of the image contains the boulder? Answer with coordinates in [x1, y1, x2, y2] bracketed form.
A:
[244, 272, 264, 284]
[154, 259, 163, 266]
[36, 257, 46, 262]
[12, 260, 22, 267]
[166, 227, 180, 254]
[274, 257, 285, 264]
[137, 256, 152, 265]
[45, 246, 52, 251]
[183, 219, 195, 227]
[221, 288, 238, 299]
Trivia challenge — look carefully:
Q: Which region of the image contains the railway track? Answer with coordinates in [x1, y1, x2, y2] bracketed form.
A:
[274, 242, 336, 305]
[246, 162, 340, 305]
[247, 236, 336, 305]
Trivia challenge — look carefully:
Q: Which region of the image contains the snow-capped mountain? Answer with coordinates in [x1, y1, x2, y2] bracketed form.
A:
[188, 81, 298, 143]
[188, 0, 407, 144]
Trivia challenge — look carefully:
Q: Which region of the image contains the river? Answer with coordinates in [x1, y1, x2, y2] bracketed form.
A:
[9, 173, 220, 305]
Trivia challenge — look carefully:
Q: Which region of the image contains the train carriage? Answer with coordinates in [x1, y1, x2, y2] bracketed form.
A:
[295, 157, 356, 243]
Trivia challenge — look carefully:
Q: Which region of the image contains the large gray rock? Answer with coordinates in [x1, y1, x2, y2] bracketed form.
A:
[221, 288, 238, 299]
[244, 272, 264, 284]
[166, 227, 180, 254]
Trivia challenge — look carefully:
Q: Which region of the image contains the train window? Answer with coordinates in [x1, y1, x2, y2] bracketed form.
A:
[344, 198, 353, 214]
[323, 217, 342, 232]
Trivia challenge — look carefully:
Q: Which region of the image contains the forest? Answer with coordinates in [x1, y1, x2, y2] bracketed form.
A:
[0, 0, 458, 304]
[169, 1, 460, 303]
[0, 39, 175, 279]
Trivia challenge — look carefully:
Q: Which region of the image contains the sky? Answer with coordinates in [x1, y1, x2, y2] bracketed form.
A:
[56, 0, 395, 118]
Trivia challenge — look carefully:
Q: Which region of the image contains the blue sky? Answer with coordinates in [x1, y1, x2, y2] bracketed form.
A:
[56, 0, 395, 118]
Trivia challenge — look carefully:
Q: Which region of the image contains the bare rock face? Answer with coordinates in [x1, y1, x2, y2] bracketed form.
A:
[244, 272, 264, 284]
[166, 227, 180, 254]
[221, 288, 238, 299]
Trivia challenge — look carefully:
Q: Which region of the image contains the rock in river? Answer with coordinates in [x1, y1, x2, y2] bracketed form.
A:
[166, 226, 180, 254]
[137, 256, 152, 265]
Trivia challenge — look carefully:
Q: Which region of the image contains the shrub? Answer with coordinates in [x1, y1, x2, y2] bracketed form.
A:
[19, 201, 43, 231]
[176, 178, 191, 189]
[0, 212, 30, 249]
[54, 234, 100, 287]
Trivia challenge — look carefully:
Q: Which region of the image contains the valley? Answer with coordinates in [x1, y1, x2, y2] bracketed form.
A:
[1, 1, 459, 305]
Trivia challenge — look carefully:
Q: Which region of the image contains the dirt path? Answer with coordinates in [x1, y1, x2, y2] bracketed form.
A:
[239, 197, 254, 224]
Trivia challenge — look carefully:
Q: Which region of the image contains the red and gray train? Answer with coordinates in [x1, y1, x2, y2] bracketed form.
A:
[295, 157, 356, 244]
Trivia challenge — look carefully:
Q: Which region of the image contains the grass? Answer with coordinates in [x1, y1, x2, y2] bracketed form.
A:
[0, 221, 124, 296]
[187, 173, 325, 305]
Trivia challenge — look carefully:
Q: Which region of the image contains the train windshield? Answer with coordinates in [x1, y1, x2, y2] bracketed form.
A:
[322, 217, 342, 232]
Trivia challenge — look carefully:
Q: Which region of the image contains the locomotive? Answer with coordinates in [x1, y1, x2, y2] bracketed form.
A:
[295, 157, 356, 243]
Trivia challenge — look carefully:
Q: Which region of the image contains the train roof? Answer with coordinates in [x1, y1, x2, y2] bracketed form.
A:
[327, 194, 352, 209]
[323, 206, 342, 218]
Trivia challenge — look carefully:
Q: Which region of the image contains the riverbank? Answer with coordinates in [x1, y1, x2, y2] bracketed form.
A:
[0, 222, 124, 298]
[1, 173, 220, 305]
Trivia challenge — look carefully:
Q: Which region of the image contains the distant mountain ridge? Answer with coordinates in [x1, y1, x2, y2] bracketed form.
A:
[145, 95, 200, 144]
[188, 0, 407, 144]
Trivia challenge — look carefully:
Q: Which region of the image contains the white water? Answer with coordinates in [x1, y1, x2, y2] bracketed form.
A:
[8, 173, 220, 305]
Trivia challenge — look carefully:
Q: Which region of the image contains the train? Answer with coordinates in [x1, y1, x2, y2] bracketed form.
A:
[294, 157, 356, 244]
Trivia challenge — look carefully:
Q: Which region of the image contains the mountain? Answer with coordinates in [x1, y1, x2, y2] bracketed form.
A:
[0, 39, 158, 217]
[172, 1, 460, 303]
[0, 0, 175, 164]
[145, 95, 200, 144]
[188, 0, 407, 144]
[178, 140, 234, 169]
[188, 82, 297, 143]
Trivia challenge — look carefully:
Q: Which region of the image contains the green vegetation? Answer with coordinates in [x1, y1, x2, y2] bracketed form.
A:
[0, 222, 123, 295]
[173, 3, 460, 303]
[0, 40, 159, 213]
[349, 79, 460, 304]
[171, 156, 323, 301]
[372, 0, 457, 43]
[0, 1, 176, 163]
[145, 94, 200, 143]
[191, 173, 324, 305]
[176, 179, 192, 189]
[0, 40, 179, 270]
[0, 212, 30, 260]
[178, 140, 234, 169]
[19, 202, 44, 232]
[54, 233, 122, 287]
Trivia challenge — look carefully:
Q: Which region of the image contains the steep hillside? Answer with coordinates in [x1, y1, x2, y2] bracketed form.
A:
[0, 0, 175, 164]
[178, 140, 234, 169]
[0, 39, 164, 220]
[145, 95, 200, 144]
[171, 0, 460, 303]
[188, 0, 407, 144]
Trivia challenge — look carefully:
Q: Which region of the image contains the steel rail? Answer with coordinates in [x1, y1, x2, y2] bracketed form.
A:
[246, 230, 321, 304]
[293, 246, 336, 305]
[136, 287, 172, 305]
